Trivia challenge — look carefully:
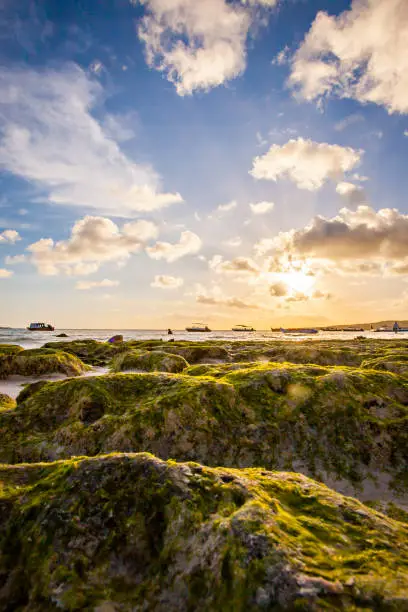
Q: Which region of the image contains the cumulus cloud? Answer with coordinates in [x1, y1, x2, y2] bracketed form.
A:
[146, 230, 201, 262]
[0, 229, 20, 244]
[151, 275, 184, 289]
[272, 205, 408, 275]
[28, 216, 158, 276]
[216, 200, 238, 214]
[76, 279, 120, 291]
[289, 0, 408, 114]
[336, 182, 366, 207]
[223, 236, 242, 248]
[0, 65, 182, 215]
[270, 281, 289, 297]
[0, 269, 13, 278]
[137, 0, 276, 96]
[250, 138, 362, 190]
[249, 201, 275, 214]
[209, 255, 260, 275]
[196, 294, 259, 309]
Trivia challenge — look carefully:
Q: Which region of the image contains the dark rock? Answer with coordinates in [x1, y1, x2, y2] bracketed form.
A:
[108, 335, 123, 344]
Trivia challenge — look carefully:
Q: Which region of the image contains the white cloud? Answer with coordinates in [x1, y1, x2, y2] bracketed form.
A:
[5, 254, 26, 265]
[271, 205, 408, 275]
[249, 200, 275, 214]
[146, 230, 202, 262]
[210, 255, 260, 275]
[0, 269, 13, 278]
[224, 236, 242, 247]
[336, 182, 366, 207]
[151, 274, 184, 289]
[196, 294, 259, 309]
[250, 138, 362, 190]
[0, 64, 182, 215]
[28, 216, 158, 276]
[405, 131, 408, 137]
[193, 282, 259, 308]
[217, 200, 238, 213]
[76, 278, 120, 290]
[270, 281, 289, 297]
[137, 0, 276, 96]
[289, 0, 408, 114]
[334, 114, 364, 132]
[0, 229, 20, 244]
[89, 60, 104, 75]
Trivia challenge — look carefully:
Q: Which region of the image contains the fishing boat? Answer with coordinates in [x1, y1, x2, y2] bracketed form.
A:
[185, 322, 211, 332]
[232, 324, 255, 332]
[279, 327, 319, 335]
[27, 322, 55, 331]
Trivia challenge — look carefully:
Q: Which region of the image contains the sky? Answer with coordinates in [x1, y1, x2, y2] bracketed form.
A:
[1, 0, 408, 329]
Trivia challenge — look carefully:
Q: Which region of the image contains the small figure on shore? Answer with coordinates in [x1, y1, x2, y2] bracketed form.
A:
[167, 328, 173, 335]
[393, 322, 400, 333]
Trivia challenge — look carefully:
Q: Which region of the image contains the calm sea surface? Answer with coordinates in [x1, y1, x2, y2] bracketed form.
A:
[0, 327, 406, 349]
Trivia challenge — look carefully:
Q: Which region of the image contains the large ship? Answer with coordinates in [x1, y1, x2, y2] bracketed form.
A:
[279, 327, 319, 335]
[232, 324, 255, 332]
[185, 322, 211, 332]
[27, 322, 55, 331]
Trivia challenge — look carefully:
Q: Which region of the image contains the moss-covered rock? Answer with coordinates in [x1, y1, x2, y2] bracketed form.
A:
[43, 339, 126, 366]
[0, 348, 88, 379]
[0, 393, 15, 411]
[125, 340, 230, 364]
[0, 453, 407, 611]
[111, 349, 189, 373]
[1, 362, 407, 503]
[0, 344, 23, 356]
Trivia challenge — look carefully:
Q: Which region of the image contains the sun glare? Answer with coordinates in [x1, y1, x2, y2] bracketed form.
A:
[281, 271, 316, 294]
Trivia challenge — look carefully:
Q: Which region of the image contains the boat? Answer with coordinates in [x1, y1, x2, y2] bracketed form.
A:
[27, 322, 55, 331]
[279, 327, 319, 335]
[186, 323, 211, 332]
[232, 324, 255, 332]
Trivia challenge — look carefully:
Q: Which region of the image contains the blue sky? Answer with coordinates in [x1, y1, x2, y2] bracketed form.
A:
[1, 0, 408, 328]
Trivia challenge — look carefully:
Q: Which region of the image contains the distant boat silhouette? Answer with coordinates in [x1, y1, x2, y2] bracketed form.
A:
[279, 327, 318, 335]
[186, 322, 211, 332]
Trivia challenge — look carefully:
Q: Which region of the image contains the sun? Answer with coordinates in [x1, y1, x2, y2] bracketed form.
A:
[280, 271, 316, 294]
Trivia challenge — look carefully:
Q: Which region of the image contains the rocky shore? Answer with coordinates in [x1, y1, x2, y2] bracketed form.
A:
[1, 338, 408, 610]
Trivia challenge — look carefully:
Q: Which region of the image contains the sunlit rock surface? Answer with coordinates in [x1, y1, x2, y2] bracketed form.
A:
[1, 338, 408, 610]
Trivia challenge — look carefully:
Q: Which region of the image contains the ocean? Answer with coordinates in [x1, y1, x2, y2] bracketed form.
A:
[0, 327, 405, 349]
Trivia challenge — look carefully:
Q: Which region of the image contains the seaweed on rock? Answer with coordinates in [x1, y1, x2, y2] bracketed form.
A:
[111, 349, 188, 374]
[0, 453, 407, 611]
[1, 363, 408, 503]
[0, 348, 88, 379]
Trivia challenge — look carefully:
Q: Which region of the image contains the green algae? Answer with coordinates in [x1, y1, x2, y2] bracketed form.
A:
[0, 348, 88, 379]
[43, 339, 126, 366]
[0, 344, 23, 356]
[111, 349, 188, 374]
[0, 453, 407, 611]
[0, 393, 15, 411]
[0, 361, 407, 504]
[1, 338, 408, 609]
